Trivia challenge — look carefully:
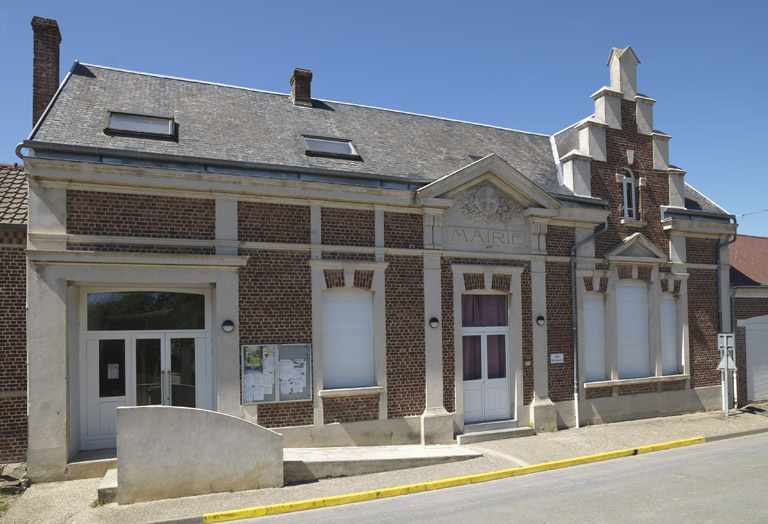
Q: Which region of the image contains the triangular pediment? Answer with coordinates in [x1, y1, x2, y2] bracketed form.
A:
[605, 232, 667, 263]
[417, 154, 561, 212]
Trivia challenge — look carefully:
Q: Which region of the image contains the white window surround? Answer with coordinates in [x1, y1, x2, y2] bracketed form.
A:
[309, 259, 388, 423]
[660, 292, 678, 375]
[578, 266, 689, 388]
[617, 280, 650, 379]
[621, 167, 636, 220]
[584, 292, 606, 382]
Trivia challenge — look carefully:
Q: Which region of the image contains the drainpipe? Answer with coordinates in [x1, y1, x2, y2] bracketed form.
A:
[571, 212, 609, 429]
[717, 221, 737, 414]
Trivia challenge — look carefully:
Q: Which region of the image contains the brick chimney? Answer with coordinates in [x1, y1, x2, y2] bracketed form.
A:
[290, 68, 313, 107]
[31, 17, 61, 126]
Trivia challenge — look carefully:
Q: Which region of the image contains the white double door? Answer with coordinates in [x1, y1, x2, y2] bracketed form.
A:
[82, 332, 210, 450]
[463, 329, 510, 424]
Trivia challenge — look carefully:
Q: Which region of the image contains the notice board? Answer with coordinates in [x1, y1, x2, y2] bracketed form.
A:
[242, 343, 311, 404]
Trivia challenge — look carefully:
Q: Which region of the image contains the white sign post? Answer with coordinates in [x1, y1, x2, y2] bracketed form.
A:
[717, 333, 736, 417]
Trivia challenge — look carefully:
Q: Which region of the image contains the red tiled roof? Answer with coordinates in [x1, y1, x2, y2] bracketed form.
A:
[730, 234, 768, 286]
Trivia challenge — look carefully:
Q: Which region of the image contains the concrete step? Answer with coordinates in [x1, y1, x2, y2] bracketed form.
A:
[284, 445, 481, 484]
[66, 457, 117, 480]
[463, 419, 518, 433]
[457, 426, 535, 445]
[97, 469, 117, 504]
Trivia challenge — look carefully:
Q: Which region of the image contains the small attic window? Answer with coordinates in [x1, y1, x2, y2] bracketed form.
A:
[105, 112, 175, 139]
[302, 136, 361, 161]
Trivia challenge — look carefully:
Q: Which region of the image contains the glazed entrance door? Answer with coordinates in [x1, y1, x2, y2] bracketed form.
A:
[135, 335, 199, 408]
[81, 290, 212, 450]
[462, 295, 511, 424]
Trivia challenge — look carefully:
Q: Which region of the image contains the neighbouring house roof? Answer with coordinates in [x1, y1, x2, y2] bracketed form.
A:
[731, 234, 768, 286]
[0, 163, 27, 226]
[25, 62, 726, 216]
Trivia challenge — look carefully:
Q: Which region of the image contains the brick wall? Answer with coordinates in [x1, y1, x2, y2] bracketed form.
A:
[688, 269, 720, 388]
[67, 190, 215, 240]
[686, 237, 719, 265]
[68, 243, 214, 255]
[546, 262, 573, 402]
[734, 296, 768, 403]
[384, 212, 422, 249]
[323, 395, 379, 423]
[0, 241, 27, 462]
[386, 255, 425, 418]
[546, 226, 575, 257]
[238, 249, 314, 427]
[592, 100, 669, 258]
[321, 208, 374, 246]
[238, 202, 310, 244]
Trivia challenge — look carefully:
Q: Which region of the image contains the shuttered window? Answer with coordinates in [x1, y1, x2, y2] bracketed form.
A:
[660, 293, 678, 375]
[584, 293, 606, 382]
[617, 281, 650, 379]
[321, 288, 374, 389]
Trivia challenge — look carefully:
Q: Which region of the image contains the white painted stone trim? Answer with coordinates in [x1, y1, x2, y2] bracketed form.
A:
[318, 386, 385, 397]
[583, 374, 689, 388]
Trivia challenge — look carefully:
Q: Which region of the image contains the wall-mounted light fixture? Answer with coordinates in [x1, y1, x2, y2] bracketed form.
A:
[222, 320, 235, 333]
[429, 317, 440, 329]
[536, 315, 546, 326]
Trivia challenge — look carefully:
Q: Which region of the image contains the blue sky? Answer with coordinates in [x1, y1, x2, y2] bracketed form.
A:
[2, 1, 767, 234]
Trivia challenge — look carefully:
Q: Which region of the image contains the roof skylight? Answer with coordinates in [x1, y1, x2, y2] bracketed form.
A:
[302, 136, 361, 160]
[105, 112, 175, 138]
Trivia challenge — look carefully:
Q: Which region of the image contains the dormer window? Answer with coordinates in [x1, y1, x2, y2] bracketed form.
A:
[105, 112, 175, 139]
[621, 167, 636, 219]
[302, 136, 361, 161]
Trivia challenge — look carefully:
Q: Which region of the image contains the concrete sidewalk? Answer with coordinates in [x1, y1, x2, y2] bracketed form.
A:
[5, 403, 768, 524]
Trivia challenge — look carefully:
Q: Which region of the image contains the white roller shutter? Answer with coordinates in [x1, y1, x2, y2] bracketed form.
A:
[746, 323, 768, 401]
[322, 288, 374, 389]
[584, 293, 606, 382]
[660, 294, 678, 375]
[617, 281, 650, 379]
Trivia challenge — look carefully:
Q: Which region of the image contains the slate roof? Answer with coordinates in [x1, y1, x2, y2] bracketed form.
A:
[27, 62, 726, 216]
[30, 63, 565, 194]
[0, 163, 27, 225]
[730, 235, 768, 286]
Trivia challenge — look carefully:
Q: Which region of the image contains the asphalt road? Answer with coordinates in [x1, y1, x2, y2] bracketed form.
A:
[249, 433, 768, 523]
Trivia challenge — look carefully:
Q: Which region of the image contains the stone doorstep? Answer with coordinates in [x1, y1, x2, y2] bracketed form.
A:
[97, 469, 117, 504]
[66, 457, 117, 480]
[457, 426, 535, 445]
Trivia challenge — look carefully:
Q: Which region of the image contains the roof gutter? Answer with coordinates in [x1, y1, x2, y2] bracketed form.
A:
[19, 140, 433, 188]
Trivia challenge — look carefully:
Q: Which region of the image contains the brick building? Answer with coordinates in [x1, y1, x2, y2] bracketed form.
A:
[17, 19, 740, 481]
[0, 163, 28, 463]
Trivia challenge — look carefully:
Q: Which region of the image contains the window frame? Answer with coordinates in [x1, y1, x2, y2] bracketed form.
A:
[104, 112, 176, 140]
[302, 135, 362, 161]
[621, 167, 636, 219]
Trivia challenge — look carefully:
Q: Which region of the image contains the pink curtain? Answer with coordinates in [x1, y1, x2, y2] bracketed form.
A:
[463, 336, 481, 380]
[487, 335, 506, 379]
[462, 295, 507, 327]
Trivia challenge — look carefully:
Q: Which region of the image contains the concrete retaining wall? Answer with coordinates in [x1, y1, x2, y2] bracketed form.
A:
[117, 406, 282, 504]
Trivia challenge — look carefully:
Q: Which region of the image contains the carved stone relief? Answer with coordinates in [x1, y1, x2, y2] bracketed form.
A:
[454, 183, 523, 223]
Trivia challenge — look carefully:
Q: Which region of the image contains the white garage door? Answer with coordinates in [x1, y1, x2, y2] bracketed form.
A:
[746, 323, 768, 401]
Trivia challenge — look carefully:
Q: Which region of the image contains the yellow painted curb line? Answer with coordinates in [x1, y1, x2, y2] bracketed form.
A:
[203, 436, 706, 523]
